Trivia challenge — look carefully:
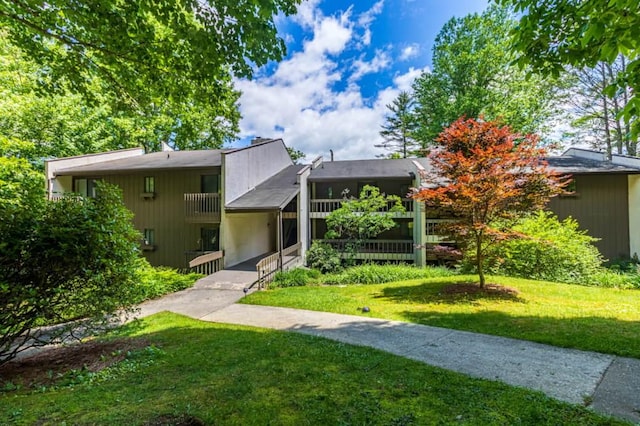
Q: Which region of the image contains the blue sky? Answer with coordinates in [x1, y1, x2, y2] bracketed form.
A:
[235, 0, 489, 160]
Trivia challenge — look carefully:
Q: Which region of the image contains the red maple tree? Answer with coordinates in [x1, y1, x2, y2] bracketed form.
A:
[414, 117, 568, 288]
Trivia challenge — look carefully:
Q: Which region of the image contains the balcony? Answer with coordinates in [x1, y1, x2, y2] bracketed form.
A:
[319, 239, 415, 261]
[185, 193, 221, 223]
[310, 198, 414, 218]
[425, 219, 456, 243]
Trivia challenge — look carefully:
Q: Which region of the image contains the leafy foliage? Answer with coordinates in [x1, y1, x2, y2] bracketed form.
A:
[472, 211, 604, 284]
[376, 91, 420, 158]
[306, 241, 342, 274]
[0, 182, 141, 365]
[323, 264, 453, 285]
[412, 5, 564, 146]
[286, 146, 306, 164]
[132, 259, 202, 303]
[270, 268, 321, 289]
[0, 1, 301, 150]
[0, 32, 236, 154]
[497, 0, 640, 139]
[413, 118, 567, 287]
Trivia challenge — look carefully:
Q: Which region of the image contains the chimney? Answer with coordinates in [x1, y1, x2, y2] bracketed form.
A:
[330, 149, 334, 162]
[251, 136, 271, 145]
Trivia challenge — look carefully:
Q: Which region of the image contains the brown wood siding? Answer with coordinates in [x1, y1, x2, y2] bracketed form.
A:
[548, 174, 629, 262]
[102, 167, 220, 268]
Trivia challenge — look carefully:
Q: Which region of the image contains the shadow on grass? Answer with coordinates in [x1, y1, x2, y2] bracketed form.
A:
[376, 281, 526, 305]
[397, 309, 640, 359]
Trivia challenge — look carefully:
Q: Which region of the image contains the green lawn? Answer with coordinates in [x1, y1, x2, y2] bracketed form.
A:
[243, 275, 640, 358]
[0, 313, 626, 425]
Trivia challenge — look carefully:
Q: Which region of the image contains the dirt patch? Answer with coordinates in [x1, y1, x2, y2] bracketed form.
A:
[0, 338, 150, 390]
[442, 283, 519, 298]
[145, 414, 206, 426]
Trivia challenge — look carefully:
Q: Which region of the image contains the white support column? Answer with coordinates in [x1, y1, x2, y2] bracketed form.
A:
[628, 175, 640, 258]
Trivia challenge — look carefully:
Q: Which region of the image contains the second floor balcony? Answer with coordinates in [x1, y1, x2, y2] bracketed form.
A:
[185, 193, 221, 223]
[310, 198, 414, 218]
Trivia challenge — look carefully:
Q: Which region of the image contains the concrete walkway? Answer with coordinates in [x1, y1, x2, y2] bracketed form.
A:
[137, 278, 640, 423]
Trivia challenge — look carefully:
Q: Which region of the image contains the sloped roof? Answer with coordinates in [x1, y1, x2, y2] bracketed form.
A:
[546, 155, 640, 174]
[225, 164, 305, 211]
[54, 150, 226, 176]
[308, 158, 430, 181]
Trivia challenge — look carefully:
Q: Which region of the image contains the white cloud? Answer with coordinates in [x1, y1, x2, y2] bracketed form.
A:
[350, 49, 391, 82]
[236, 1, 423, 161]
[399, 43, 420, 61]
[356, 0, 384, 46]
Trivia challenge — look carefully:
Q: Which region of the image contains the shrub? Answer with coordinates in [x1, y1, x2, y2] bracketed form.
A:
[306, 241, 342, 273]
[476, 211, 603, 284]
[133, 259, 202, 302]
[323, 263, 453, 285]
[269, 268, 321, 289]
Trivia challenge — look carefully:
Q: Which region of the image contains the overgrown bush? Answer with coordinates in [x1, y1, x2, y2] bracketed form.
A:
[0, 182, 142, 365]
[269, 268, 321, 289]
[474, 211, 603, 284]
[323, 263, 453, 285]
[133, 259, 203, 302]
[306, 241, 342, 273]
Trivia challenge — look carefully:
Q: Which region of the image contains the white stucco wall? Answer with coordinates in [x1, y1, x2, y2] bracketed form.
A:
[45, 148, 144, 196]
[628, 175, 640, 258]
[297, 165, 311, 260]
[223, 212, 275, 267]
[223, 140, 292, 204]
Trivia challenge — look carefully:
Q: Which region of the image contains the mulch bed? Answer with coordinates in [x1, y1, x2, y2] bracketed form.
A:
[0, 338, 150, 390]
[441, 283, 519, 297]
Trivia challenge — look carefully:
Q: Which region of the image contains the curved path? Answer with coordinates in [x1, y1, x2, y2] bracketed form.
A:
[138, 276, 640, 423]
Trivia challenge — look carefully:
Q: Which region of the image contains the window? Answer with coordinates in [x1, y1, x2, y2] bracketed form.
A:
[201, 175, 219, 193]
[73, 178, 99, 198]
[200, 227, 219, 251]
[143, 229, 155, 245]
[144, 176, 155, 193]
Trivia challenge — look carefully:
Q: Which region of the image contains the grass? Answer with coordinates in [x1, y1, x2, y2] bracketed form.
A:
[0, 313, 626, 425]
[243, 274, 640, 359]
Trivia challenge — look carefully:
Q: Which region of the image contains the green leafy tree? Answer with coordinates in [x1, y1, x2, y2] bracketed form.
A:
[412, 5, 564, 146]
[0, 32, 237, 154]
[325, 185, 405, 263]
[496, 0, 640, 138]
[565, 56, 637, 157]
[286, 146, 306, 165]
[0, 182, 141, 365]
[0, 0, 300, 150]
[413, 118, 567, 288]
[376, 91, 419, 158]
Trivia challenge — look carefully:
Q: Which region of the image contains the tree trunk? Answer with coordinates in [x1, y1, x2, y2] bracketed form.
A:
[599, 63, 613, 159]
[605, 63, 624, 155]
[476, 232, 485, 288]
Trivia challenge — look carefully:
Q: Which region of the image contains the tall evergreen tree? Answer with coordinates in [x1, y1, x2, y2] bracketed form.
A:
[376, 91, 419, 158]
[412, 5, 564, 147]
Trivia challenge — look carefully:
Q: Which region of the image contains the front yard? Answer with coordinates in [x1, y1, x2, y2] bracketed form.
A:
[0, 313, 626, 425]
[242, 274, 640, 358]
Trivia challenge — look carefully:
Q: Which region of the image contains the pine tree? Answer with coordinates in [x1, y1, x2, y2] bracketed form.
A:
[376, 91, 419, 158]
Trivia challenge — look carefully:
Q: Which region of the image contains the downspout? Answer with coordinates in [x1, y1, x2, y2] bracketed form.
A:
[278, 210, 284, 271]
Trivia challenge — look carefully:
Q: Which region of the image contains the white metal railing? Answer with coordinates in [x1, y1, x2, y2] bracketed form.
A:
[319, 239, 414, 261]
[188, 250, 223, 275]
[310, 198, 414, 214]
[425, 219, 457, 243]
[184, 193, 221, 222]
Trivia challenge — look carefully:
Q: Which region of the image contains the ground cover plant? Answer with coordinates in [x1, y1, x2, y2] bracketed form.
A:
[243, 274, 640, 359]
[133, 259, 203, 302]
[0, 313, 626, 425]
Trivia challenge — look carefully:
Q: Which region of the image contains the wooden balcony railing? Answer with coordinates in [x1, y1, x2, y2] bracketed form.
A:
[255, 242, 303, 289]
[319, 239, 415, 261]
[188, 250, 223, 275]
[184, 193, 221, 223]
[310, 198, 414, 216]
